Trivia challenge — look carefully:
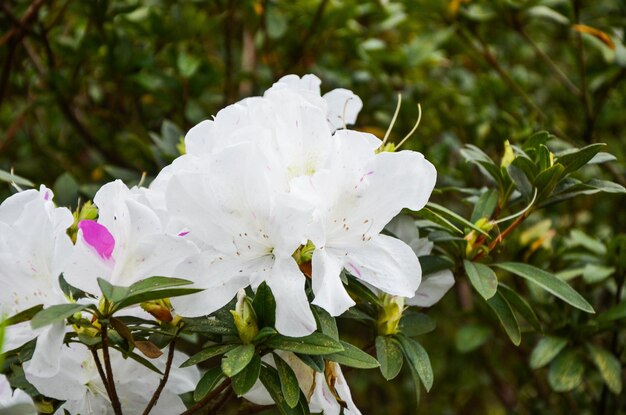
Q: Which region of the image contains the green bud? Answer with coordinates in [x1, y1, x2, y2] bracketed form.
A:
[230, 289, 259, 344]
[501, 140, 515, 168]
[377, 294, 405, 335]
[292, 240, 316, 265]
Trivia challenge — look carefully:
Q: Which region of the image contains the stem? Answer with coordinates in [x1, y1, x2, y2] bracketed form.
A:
[142, 338, 177, 415]
[180, 379, 232, 415]
[91, 348, 112, 399]
[208, 388, 234, 414]
[473, 211, 530, 262]
[101, 323, 123, 415]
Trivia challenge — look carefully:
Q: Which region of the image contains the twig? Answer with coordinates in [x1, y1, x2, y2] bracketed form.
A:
[142, 338, 178, 415]
[288, 0, 329, 70]
[180, 378, 232, 415]
[208, 388, 234, 414]
[473, 211, 530, 262]
[101, 324, 124, 415]
[91, 348, 113, 399]
[0, 0, 47, 46]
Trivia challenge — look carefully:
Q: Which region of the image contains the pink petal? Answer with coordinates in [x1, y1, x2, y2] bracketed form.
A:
[78, 220, 115, 260]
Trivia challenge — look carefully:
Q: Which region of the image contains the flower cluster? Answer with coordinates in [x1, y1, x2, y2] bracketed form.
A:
[0, 74, 442, 414]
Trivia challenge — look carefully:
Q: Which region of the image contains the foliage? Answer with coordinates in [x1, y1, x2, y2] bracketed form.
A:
[1, 0, 626, 414]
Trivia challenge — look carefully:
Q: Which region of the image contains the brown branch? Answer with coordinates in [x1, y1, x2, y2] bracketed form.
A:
[0, 0, 47, 46]
[180, 378, 232, 415]
[102, 324, 124, 415]
[91, 348, 113, 399]
[142, 338, 178, 415]
[473, 212, 530, 262]
[208, 388, 234, 414]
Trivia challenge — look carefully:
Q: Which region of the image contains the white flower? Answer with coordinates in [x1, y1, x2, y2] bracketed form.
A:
[0, 186, 73, 376]
[24, 342, 199, 415]
[298, 130, 437, 316]
[64, 180, 199, 295]
[0, 375, 36, 414]
[166, 143, 317, 336]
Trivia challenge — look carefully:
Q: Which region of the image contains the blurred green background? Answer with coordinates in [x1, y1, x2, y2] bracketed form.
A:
[1, 0, 625, 414]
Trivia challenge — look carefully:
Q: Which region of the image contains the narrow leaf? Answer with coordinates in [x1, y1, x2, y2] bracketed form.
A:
[181, 344, 238, 367]
[530, 336, 567, 369]
[548, 350, 584, 392]
[232, 354, 262, 396]
[487, 291, 521, 345]
[376, 336, 404, 380]
[31, 304, 89, 329]
[464, 260, 498, 300]
[586, 344, 622, 394]
[222, 344, 255, 377]
[4, 305, 43, 326]
[494, 263, 594, 313]
[325, 341, 379, 369]
[193, 366, 224, 402]
[265, 333, 344, 355]
[498, 283, 542, 331]
[273, 353, 301, 408]
[252, 282, 276, 328]
[396, 334, 434, 391]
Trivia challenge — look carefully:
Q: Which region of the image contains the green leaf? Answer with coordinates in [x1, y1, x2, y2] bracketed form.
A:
[4, 305, 44, 326]
[507, 162, 534, 199]
[399, 312, 436, 336]
[498, 283, 542, 331]
[548, 350, 584, 392]
[325, 341, 379, 369]
[232, 354, 262, 396]
[487, 291, 521, 345]
[396, 333, 434, 392]
[530, 336, 567, 369]
[494, 263, 594, 313]
[31, 303, 90, 329]
[471, 189, 499, 222]
[181, 344, 238, 367]
[252, 282, 276, 328]
[455, 324, 492, 353]
[586, 344, 622, 394]
[193, 366, 224, 402]
[265, 333, 344, 355]
[345, 275, 383, 306]
[463, 260, 498, 300]
[181, 317, 237, 336]
[557, 143, 606, 175]
[115, 287, 203, 311]
[127, 276, 194, 296]
[313, 306, 338, 341]
[376, 336, 404, 380]
[273, 353, 301, 408]
[98, 278, 130, 303]
[523, 131, 551, 151]
[259, 366, 308, 415]
[534, 164, 565, 199]
[222, 344, 255, 377]
[0, 169, 34, 187]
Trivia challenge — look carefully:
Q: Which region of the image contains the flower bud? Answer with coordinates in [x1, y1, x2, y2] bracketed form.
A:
[141, 299, 174, 323]
[377, 294, 405, 335]
[501, 140, 515, 168]
[230, 289, 258, 344]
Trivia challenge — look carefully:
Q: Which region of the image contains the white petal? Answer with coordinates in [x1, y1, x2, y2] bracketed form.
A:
[267, 257, 316, 337]
[406, 269, 455, 307]
[184, 119, 215, 155]
[27, 322, 66, 377]
[170, 251, 250, 317]
[0, 375, 36, 413]
[311, 248, 355, 316]
[332, 363, 362, 415]
[343, 234, 421, 298]
[323, 88, 363, 132]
